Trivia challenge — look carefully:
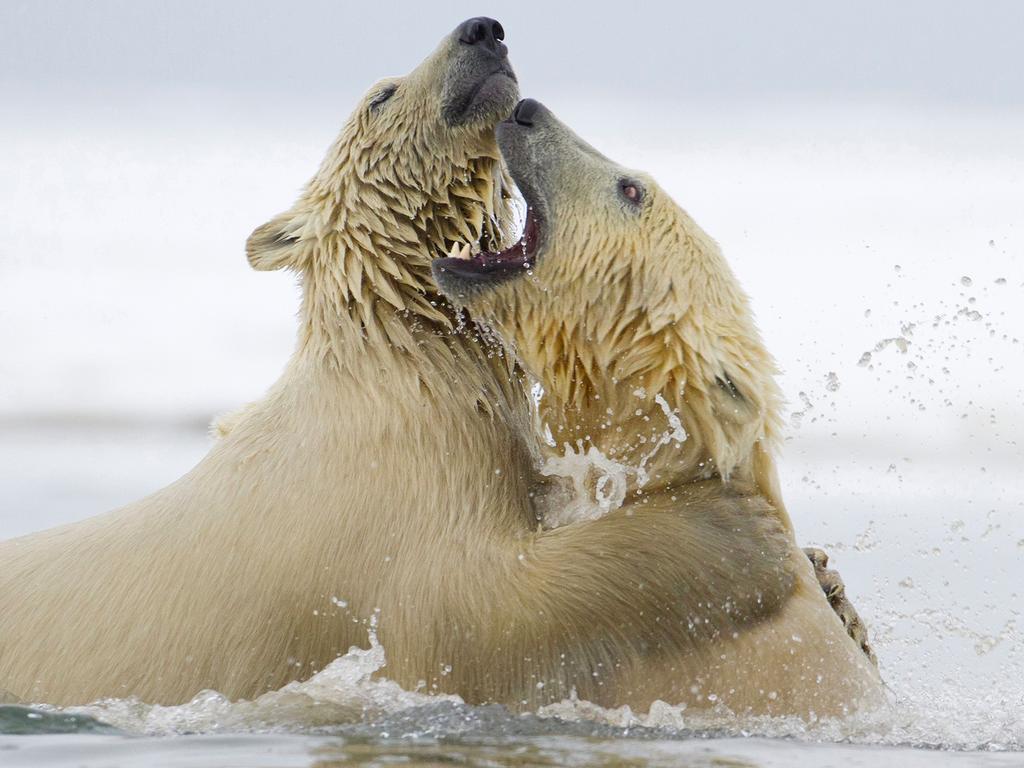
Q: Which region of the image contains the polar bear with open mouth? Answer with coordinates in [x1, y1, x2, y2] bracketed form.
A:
[434, 98, 884, 717]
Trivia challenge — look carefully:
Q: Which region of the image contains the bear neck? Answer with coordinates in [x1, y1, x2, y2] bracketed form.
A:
[262, 145, 540, 489]
[239, 144, 541, 538]
[294, 147, 516, 376]
[531, 255, 783, 498]
[538, 343, 779, 498]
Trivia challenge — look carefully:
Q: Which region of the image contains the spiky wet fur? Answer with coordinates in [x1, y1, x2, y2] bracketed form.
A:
[0, 44, 880, 717]
[0, 31, 534, 707]
[443, 106, 887, 717]
[469, 192, 789, 525]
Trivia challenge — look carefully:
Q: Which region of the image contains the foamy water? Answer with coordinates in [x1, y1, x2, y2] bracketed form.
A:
[13, 573, 1012, 752]
[1, 435, 1020, 758]
[0, 592, 1019, 768]
[535, 388, 690, 528]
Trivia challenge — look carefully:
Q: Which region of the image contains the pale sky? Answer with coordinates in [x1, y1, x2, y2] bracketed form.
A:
[3, 0, 1023, 107]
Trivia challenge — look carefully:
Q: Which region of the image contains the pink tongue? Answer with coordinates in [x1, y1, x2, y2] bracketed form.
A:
[472, 207, 533, 265]
[496, 236, 526, 262]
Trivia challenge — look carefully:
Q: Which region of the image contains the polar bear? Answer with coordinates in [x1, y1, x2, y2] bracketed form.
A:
[1, 24, 871, 714]
[0, 17, 537, 707]
[433, 99, 884, 717]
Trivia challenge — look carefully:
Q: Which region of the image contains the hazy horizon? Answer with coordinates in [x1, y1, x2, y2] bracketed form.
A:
[4, 0, 1024, 108]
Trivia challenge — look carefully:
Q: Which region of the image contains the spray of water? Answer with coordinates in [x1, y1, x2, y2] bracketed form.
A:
[537, 389, 687, 528]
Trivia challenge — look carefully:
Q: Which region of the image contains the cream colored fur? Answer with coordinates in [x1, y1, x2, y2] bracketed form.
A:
[442, 103, 886, 717]
[0, 29, 837, 716]
[0, 28, 534, 707]
[477, 192, 790, 527]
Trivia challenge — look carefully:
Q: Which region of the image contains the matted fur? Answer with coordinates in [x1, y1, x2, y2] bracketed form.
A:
[436, 102, 886, 716]
[469, 194, 789, 523]
[1, 36, 879, 717]
[0, 26, 801, 714]
[0, 25, 535, 707]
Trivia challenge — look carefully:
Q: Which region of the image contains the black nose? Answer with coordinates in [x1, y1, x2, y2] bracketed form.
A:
[512, 98, 539, 127]
[457, 17, 505, 53]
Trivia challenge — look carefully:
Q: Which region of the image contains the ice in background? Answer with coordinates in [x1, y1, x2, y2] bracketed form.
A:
[1, 0, 1022, 750]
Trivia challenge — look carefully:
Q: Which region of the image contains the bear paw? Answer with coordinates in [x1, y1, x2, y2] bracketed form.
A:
[804, 547, 877, 666]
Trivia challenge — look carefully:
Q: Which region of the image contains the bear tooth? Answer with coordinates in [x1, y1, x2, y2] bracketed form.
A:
[459, 243, 472, 260]
[448, 242, 461, 259]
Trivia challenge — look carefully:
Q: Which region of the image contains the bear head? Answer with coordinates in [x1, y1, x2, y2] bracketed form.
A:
[247, 18, 521, 332]
[434, 100, 787, 509]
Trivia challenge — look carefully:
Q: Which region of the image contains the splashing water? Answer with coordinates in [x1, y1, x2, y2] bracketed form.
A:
[7, 622, 1020, 753]
[538, 441, 632, 527]
[536, 391, 687, 528]
[36, 613, 459, 737]
[637, 393, 689, 485]
[4, 282, 1022, 764]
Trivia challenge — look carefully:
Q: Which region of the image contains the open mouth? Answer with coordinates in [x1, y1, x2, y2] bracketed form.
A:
[433, 200, 542, 285]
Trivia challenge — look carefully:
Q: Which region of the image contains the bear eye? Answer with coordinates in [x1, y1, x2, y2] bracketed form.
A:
[369, 85, 397, 111]
[620, 179, 644, 206]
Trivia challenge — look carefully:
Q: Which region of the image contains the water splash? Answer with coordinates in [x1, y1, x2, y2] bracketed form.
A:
[538, 441, 632, 527]
[636, 393, 688, 485]
[536, 392, 687, 528]
[44, 613, 460, 736]
[538, 686, 1023, 751]
[13, 606, 1022, 751]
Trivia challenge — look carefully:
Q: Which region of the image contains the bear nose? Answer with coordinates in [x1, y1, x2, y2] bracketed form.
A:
[457, 17, 505, 52]
[512, 98, 540, 127]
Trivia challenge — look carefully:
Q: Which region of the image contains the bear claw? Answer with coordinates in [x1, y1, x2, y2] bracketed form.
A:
[803, 547, 877, 666]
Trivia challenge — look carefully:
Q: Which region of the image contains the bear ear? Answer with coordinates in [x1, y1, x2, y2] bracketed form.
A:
[245, 211, 308, 271]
